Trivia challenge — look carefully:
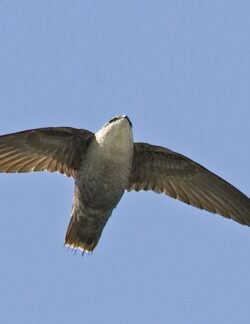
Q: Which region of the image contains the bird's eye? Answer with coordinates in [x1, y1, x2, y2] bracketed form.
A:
[109, 117, 119, 124]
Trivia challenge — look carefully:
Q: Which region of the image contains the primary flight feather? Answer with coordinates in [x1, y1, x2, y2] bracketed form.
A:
[0, 115, 249, 252]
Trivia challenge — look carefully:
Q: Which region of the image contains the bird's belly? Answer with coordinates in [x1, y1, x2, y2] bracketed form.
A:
[76, 159, 131, 210]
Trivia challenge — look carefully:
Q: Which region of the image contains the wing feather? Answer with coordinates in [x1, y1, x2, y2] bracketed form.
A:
[127, 143, 250, 225]
[0, 127, 94, 178]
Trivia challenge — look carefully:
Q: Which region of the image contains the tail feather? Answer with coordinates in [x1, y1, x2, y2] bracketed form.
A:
[64, 207, 112, 252]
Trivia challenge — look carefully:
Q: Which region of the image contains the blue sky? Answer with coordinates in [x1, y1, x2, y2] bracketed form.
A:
[0, 1, 250, 323]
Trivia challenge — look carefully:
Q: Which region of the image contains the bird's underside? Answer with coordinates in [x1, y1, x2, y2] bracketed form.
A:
[0, 117, 249, 253]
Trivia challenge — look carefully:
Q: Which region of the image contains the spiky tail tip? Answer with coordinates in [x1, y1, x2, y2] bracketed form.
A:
[64, 218, 99, 253]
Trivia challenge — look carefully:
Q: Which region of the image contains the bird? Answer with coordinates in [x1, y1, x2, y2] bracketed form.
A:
[0, 115, 249, 252]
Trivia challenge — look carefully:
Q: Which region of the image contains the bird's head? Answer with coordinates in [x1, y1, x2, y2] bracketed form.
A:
[105, 115, 132, 128]
[95, 115, 133, 150]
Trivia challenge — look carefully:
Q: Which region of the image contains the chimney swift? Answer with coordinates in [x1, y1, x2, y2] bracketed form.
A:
[0, 115, 249, 252]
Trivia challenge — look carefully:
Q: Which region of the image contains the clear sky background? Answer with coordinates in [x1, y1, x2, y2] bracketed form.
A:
[0, 1, 249, 323]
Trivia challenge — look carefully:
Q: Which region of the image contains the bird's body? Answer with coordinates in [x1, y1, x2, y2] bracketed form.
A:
[0, 115, 249, 252]
[66, 117, 134, 250]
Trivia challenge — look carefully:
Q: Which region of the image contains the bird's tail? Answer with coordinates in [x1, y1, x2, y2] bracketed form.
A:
[64, 206, 111, 252]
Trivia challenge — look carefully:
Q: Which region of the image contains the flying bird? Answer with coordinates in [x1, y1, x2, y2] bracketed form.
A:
[0, 115, 249, 252]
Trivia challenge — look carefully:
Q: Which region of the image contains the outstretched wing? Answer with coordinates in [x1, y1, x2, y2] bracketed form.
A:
[0, 127, 94, 178]
[127, 143, 250, 225]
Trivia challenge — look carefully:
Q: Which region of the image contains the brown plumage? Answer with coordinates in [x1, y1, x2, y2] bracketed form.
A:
[0, 116, 249, 252]
[0, 127, 93, 177]
[127, 143, 250, 225]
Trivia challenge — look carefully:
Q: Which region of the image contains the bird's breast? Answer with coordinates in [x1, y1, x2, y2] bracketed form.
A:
[75, 138, 133, 210]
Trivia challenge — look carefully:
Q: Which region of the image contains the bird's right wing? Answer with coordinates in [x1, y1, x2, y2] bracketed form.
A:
[0, 127, 94, 178]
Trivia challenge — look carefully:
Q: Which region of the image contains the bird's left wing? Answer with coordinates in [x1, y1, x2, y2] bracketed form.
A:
[0, 127, 94, 178]
[127, 143, 250, 226]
